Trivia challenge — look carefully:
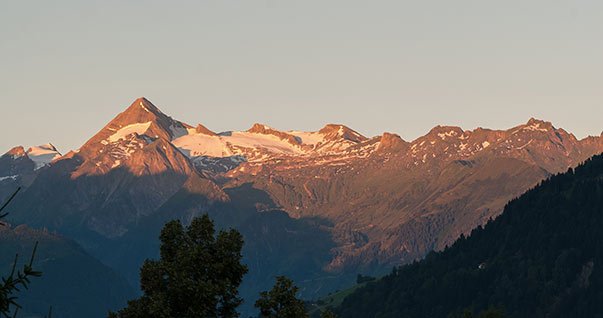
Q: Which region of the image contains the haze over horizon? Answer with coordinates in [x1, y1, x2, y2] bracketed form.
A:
[2, 1, 602, 152]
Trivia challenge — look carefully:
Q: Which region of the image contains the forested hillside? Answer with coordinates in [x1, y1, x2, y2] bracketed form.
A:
[338, 154, 603, 317]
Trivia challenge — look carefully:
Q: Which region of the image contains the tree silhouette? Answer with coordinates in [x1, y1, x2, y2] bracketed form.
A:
[321, 309, 338, 318]
[255, 276, 308, 318]
[0, 188, 42, 317]
[109, 214, 248, 318]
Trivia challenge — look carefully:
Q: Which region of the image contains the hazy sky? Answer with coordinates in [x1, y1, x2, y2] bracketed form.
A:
[1, 0, 602, 152]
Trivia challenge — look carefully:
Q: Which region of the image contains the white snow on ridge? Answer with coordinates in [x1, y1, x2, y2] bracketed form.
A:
[139, 101, 150, 113]
[512, 123, 549, 135]
[111, 160, 121, 169]
[437, 131, 458, 140]
[173, 133, 233, 157]
[173, 130, 305, 160]
[108, 122, 152, 142]
[228, 132, 304, 154]
[27, 144, 61, 170]
[523, 123, 549, 132]
[289, 131, 325, 146]
[172, 125, 373, 166]
[0, 175, 18, 182]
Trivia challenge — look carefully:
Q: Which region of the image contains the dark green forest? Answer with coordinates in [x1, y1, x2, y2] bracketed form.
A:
[337, 154, 603, 317]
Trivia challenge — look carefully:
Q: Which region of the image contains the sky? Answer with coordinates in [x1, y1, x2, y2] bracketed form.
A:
[1, 0, 602, 152]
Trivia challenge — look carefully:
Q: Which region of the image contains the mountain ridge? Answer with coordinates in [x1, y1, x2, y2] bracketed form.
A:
[5, 98, 601, 174]
[2, 97, 602, 314]
[337, 154, 603, 317]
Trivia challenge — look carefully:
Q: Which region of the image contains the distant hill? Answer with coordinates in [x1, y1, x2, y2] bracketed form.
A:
[337, 154, 603, 317]
[0, 225, 135, 318]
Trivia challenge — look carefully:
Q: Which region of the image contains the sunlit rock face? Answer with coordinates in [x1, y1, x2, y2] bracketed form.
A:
[3, 97, 603, 310]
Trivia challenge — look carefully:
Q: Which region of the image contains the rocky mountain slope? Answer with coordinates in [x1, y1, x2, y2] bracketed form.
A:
[0, 144, 60, 200]
[2, 97, 602, 311]
[337, 154, 603, 318]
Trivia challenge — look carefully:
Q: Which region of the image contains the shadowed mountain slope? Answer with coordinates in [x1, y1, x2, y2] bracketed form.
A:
[338, 154, 603, 318]
[0, 225, 134, 318]
[2, 98, 602, 316]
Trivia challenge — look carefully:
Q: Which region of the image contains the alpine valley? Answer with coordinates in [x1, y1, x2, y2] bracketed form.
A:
[2, 97, 602, 316]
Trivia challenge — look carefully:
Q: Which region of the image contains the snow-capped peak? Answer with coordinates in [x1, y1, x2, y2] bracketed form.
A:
[130, 97, 162, 116]
[26, 143, 61, 169]
[78, 98, 190, 155]
[195, 124, 217, 136]
[247, 124, 302, 145]
[318, 124, 367, 143]
[521, 118, 553, 132]
[4, 146, 27, 159]
[425, 126, 464, 140]
[107, 122, 153, 143]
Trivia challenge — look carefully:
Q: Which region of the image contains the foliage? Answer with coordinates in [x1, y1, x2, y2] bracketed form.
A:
[355, 274, 375, 284]
[448, 308, 505, 318]
[307, 281, 367, 317]
[320, 309, 338, 318]
[338, 154, 603, 317]
[255, 276, 308, 318]
[109, 214, 248, 318]
[0, 243, 42, 317]
[0, 188, 42, 318]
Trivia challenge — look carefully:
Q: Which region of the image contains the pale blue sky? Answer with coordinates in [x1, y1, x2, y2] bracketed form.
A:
[1, 0, 602, 152]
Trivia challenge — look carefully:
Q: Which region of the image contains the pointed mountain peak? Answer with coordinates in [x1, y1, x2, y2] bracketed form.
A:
[527, 117, 547, 125]
[319, 124, 367, 143]
[377, 133, 408, 152]
[425, 125, 464, 141]
[427, 125, 464, 135]
[195, 124, 217, 136]
[247, 123, 301, 145]
[120, 97, 164, 121]
[76, 97, 191, 160]
[247, 123, 274, 134]
[99, 98, 168, 137]
[2, 144, 61, 168]
[25, 144, 62, 169]
[4, 146, 27, 158]
[517, 118, 555, 133]
[28, 143, 58, 153]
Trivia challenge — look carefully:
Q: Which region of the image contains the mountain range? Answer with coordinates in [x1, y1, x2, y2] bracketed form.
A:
[336, 154, 603, 317]
[2, 97, 602, 316]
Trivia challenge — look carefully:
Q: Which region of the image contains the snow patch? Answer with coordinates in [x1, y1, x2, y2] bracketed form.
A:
[111, 160, 121, 168]
[173, 134, 233, 158]
[523, 123, 549, 132]
[437, 130, 458, 140]
[517, 139, 534, 150]
[289, 131, 325, 146]
[140, 101, 150, 113]
[108, 122, 152, 142]
[27, 144, 61, 170]
[0, 175, 18, 182]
